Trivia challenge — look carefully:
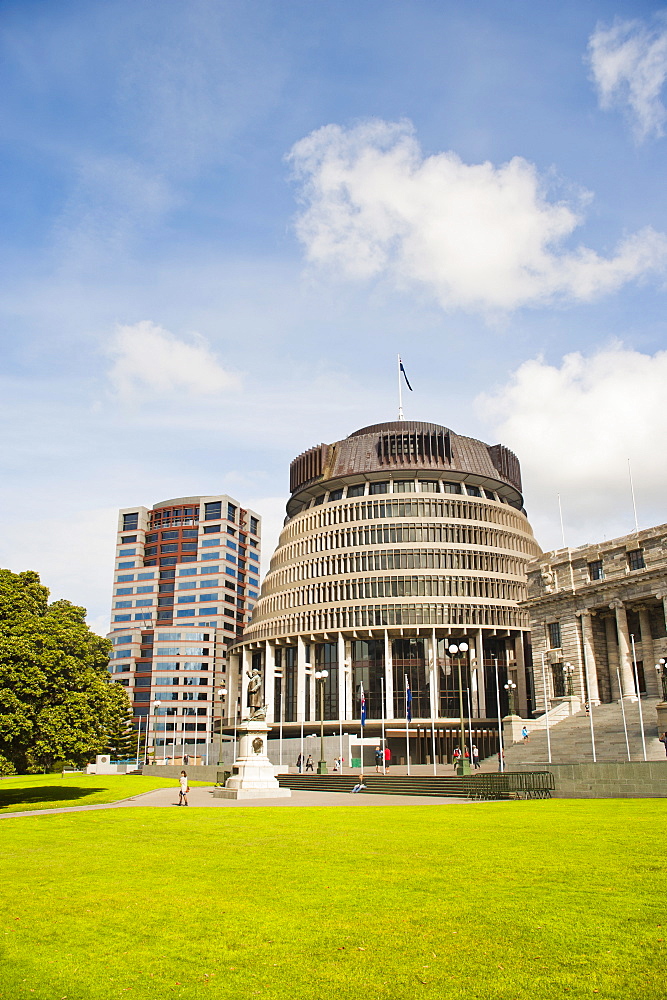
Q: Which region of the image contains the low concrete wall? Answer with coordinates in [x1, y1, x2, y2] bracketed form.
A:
[142, 764, 224, 782]
[512, 760, 667, 798]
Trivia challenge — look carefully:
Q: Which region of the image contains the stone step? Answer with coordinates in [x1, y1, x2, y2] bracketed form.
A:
[479, 698, 665, 770]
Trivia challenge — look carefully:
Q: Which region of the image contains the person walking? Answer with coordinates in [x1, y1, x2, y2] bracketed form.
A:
[374, 747, 383, 772]
[333, 756, 341, 772]
[453, 746, 461, 771]
[305, 754, 314, 772]
[297, 753, 303, 773]
[659, 732, 667, 757]
[384, 746, 391, 772]
[521, 726, 529, 742]
[178, 770, 189, 806]
[472, 745, 480, 769]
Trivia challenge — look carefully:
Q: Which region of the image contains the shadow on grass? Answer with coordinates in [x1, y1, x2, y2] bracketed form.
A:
[0, 786, 107, 811]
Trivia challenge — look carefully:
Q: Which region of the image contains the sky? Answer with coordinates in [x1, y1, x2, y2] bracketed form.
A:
[1, 0, 667, 635]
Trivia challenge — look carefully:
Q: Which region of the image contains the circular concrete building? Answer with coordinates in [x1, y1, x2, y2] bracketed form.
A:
[228, 420, 541, 762]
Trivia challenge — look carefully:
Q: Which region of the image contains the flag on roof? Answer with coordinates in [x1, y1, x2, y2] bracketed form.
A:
[399, 358, 413, 391]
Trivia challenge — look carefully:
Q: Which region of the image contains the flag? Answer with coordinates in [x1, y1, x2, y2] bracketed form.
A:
[360, 683, 366, 727]
[399, 358, 413, 391]
[405, 675, 412, 722]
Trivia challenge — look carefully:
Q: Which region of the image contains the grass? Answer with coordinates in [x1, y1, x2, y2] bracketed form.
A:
[0, 799, 664, 1000]
[0, 774, 211, 813]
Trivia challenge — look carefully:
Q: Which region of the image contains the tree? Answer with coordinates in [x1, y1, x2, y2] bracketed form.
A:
[105, 689, 136, 759]
[0, 569, 131, 772]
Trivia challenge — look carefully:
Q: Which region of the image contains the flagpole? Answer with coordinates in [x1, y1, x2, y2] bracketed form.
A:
[630, 634, 647, 761]
[359, 682, 365, 780]
[405, 673, 411, 776]
[541, 652, 552, 764]
[494, 658, 504, 773]
[397, 354, 404, 420]
[381, 676, 386, 775]
[580, 621, 597, 763]
[431, 628, 437, 776]
[617, 666, 631, 761]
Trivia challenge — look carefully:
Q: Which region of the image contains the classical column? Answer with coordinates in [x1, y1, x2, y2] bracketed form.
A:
[656, 591, 667, 635]
[264, 642, 276, 723]
[476, 627, 487, 717]
[337, 632, 346, 721]
[603, 615, 621, 701]
[227, 648, 242, 726]
[344, 638, 353, 721]
[428, 629, 438, 720]
[384, 631, 394, 720]
[610, 600, 637, 701]
[638, 606, 659, 696]
[514, 631, 528, 718]
[576, 610, 600, 706]
[296, 636, 307, 722]
[240, 645, 253, 718]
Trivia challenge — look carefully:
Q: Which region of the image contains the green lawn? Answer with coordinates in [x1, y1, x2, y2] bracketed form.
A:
[0, 774, 210, 813]
[0, 800, 664, 1000]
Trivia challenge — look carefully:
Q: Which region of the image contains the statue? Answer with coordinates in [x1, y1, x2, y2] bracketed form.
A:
[540, 565, 555, 594]
[246, 667, 266, 720]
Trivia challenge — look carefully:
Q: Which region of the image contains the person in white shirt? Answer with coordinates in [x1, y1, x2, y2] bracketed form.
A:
[178, 770, 189, 806]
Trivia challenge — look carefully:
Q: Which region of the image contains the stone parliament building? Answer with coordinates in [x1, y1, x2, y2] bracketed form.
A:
[524, 525, 667, 711]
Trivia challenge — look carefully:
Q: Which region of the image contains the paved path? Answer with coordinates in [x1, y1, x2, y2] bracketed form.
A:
[0, 785, 478, 818]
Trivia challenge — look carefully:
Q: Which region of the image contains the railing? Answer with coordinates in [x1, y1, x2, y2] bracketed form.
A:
[464, 771, 555, 800]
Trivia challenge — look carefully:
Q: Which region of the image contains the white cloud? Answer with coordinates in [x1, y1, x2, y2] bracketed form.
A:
[588, 14, 667, 141]
[287, 120, 667, 313]
[0, 507, 118, 637]
[107, 320, 240, 400]
[478, 344, 667, 550]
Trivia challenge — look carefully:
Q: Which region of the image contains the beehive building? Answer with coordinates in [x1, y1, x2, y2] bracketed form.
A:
[227, 421, 541, 758]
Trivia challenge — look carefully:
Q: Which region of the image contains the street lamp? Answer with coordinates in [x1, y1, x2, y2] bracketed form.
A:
[448, 642, 471, 776]
[314, 669, 329, 774]
[217, 687, 227, 765]
[655, 659, 667, 701]
[562, 662, 575, 697]
[504, 679, 518, 716]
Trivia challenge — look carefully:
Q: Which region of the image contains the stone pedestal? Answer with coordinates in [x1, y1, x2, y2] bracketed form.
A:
[213, 719, 291, 799]
[560, 695, 582, 716]
[656, 702, 667, 737]
[502, 714, 525, 745]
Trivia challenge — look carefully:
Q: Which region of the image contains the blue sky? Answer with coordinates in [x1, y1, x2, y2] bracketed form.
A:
[2, 0, 667, 633]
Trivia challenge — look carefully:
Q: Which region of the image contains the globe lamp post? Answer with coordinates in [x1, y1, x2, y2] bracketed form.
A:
[504, 679, 517, 716]
[562, 662, 575, 697]
[448, 643, 471, 776]
[314, 669, 329, 774]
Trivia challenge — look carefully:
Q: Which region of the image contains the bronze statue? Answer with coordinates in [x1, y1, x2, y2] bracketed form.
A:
[246, 667, 266, 720]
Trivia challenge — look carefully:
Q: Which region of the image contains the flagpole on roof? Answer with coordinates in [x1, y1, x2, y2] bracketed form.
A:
[397, 354, 404, 421]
